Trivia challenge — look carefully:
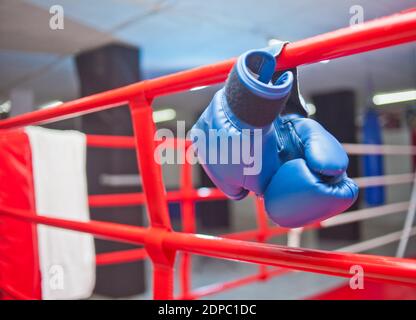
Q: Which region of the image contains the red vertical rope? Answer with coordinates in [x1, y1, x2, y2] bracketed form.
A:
[129, 96, 171, 230]
[152, 264, 175, 300]
[179, 145, 196, 299]
[129, 94, 175, 300]
[255, 197, 270, 280]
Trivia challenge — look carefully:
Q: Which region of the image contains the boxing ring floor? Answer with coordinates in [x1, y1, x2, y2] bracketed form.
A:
[1, 8, 416, 300]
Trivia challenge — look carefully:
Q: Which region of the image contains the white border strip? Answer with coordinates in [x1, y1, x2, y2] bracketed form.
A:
[322, 201, 409, 227]
[396, 170, 416, 257]
[354, 173, 414, 188]
[336, 227, 416, 253]
[343, 143, 416, 155]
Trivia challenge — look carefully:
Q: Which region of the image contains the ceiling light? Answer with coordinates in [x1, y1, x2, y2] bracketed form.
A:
[0, 100, 11, 113]
[190, 85, 209, 92]
[153, 108, 176, 123]
[306, 103, 316, 116]
[268, 39, 281, 46]
[373, 90, 416, 106]
[39, 100, 63, 109]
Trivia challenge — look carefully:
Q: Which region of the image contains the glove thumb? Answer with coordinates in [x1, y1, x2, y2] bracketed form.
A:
[289, 117, 349, 178]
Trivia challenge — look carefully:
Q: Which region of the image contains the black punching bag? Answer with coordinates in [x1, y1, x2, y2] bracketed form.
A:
[312, 90, 361, 241]
[75, 43, 145, 297]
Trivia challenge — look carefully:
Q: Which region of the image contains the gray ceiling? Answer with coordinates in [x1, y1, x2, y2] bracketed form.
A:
[0, 0, 415, 116]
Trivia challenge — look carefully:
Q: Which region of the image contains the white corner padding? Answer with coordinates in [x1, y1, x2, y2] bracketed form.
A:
[25, 126, 95, 300]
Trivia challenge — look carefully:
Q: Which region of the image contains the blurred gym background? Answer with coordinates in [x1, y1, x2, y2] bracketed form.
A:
[1, 0, 416, 299]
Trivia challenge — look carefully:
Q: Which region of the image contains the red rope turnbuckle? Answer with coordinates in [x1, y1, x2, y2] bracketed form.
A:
[1, 9, 416, 300]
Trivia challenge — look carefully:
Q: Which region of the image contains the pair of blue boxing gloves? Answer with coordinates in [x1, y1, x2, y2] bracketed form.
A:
[191, 42, 358, 228]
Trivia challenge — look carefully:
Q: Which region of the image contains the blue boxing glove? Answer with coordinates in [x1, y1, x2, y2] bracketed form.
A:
[191, 43, 358, 227]
[265, 114, 358, 227]
[191, 45, 292, 199]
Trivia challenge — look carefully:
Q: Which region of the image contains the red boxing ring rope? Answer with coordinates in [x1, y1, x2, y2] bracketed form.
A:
[1, 9, 416, 300]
